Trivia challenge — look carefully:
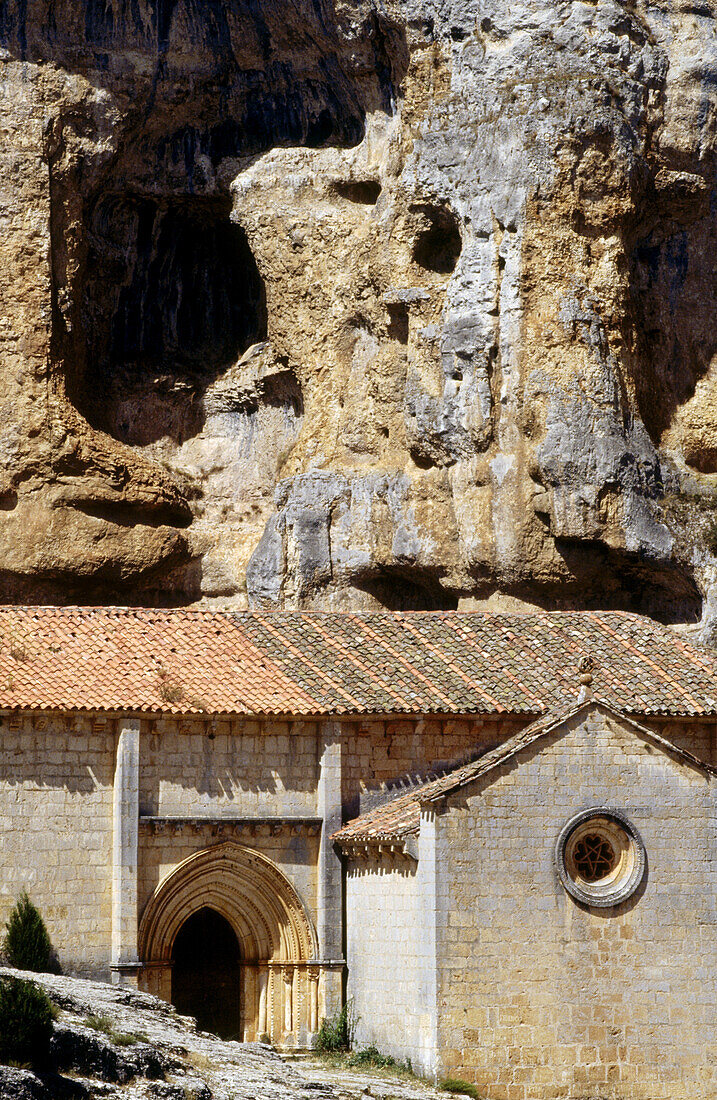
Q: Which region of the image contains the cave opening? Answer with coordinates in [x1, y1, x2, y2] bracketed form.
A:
[79, 193, 267, 445]
[331, 179, 382, 204]
[412, 205, 462, 274]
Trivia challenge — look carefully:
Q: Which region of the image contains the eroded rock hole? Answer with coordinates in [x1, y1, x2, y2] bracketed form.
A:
[80, 194, 267, 445]
[332, 180, 382, 204]
[171, 907, 241, 1040]
[412, 206, 462, 274]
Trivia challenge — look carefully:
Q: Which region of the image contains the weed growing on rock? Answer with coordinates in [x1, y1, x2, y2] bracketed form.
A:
[440, 1078, 481, 1098]
[4, 892, 54, 972]
[0, 976, 54, 1067]
[85, 1014, 144, 1046]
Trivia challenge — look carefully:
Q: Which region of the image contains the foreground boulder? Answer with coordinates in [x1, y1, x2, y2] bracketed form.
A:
[0, 968, 336, 1100]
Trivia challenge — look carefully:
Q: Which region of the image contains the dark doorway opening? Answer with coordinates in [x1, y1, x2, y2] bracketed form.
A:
[171, 907, 241, 1039]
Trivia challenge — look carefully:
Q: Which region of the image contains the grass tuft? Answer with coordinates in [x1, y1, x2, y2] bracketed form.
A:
[440, 1078, 481, 1098]
[348, 1044, 397, 1069]
[84, 1014, 143, 1046]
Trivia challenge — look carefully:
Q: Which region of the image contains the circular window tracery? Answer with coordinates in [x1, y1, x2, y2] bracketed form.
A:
[556, 809, 646, 908]
[572, 833, 617, 882]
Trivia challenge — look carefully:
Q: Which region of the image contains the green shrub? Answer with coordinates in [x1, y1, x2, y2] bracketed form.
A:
[4, 892, 53, 973]
[0, 976, 54, 1066]
[314, 1001, 356, 1053]
[348, 1044, 397, 1068]
[440, 1079, 481, 1098]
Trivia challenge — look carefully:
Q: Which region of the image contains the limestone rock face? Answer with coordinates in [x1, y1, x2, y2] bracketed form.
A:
[2, 0, 717, 631]
[0, 966, 337, 1098]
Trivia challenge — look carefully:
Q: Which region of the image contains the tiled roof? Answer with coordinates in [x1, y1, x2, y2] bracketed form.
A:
[0, 606, 713, 716]
[332, 701, 717, 845]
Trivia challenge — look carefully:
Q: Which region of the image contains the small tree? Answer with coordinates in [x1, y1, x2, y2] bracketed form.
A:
[0, 976, 54, 1066]
[4, 892, 53, 973]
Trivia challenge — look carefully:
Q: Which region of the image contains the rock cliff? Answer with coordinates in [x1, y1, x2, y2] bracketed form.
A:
[1, 0, 717, 634]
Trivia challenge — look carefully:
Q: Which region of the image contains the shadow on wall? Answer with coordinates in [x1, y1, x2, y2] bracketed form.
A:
[0, 721, 114, 794]
[138, 721, 320, 815]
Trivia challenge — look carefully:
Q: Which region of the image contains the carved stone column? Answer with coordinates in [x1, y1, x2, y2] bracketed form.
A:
[308, 965, 320, 1033]
[282, 965, 295, 1034]
[258, 966, 269, 1037]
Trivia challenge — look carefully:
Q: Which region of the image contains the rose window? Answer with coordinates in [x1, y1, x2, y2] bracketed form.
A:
[556, 810, 646, 907]
[571, 833, 617, 882]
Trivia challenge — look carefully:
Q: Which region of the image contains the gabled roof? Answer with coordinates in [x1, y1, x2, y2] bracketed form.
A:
[332, 701, 717, 845]
[0, 606, 713, 716]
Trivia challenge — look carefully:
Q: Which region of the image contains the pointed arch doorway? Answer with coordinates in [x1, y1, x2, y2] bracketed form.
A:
[138, 842, 321, 1046]
[171, 907, 241, 1039]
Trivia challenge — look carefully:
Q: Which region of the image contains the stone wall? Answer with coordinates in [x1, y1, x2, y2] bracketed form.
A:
[646, 716, 717, 768]
[345, 855, 424, 1064]
[340, 716, 519, 818]
[139, 717, 320, 818]
[0, 713, 325, 981]
[138, 824, 320, 934]
[0, 714, 115, 977]
[434, 711, 717, 1099]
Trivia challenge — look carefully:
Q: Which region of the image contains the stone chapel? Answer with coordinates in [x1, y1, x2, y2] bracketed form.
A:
[0, 605, 716, 1100]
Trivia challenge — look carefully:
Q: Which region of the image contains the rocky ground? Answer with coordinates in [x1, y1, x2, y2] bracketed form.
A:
[285, 1057, 447, 1100]
[0, 970, 448, 1100]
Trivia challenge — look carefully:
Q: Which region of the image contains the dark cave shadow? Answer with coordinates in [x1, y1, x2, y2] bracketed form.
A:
[630, 189, 717, 471]
[0, 553, 204, 608]
[0, 0, 409, 164]
[353, 570, 460, 612]
[77, 192, 271, 446]
[504, 539, 702, 626]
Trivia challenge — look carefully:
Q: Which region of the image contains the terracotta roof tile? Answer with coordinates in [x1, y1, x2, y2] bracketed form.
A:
[0, 607, 712, 716]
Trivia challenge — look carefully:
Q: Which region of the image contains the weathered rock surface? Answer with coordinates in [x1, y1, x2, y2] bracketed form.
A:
[0, 967, 338, 1099]
[2, 0, 717, 634]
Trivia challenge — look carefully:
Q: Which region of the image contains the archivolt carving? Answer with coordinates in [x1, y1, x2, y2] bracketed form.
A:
[138, 842, 317, 964]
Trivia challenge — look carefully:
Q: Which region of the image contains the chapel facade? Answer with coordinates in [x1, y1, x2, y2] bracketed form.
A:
[0, 606, 715, 1100]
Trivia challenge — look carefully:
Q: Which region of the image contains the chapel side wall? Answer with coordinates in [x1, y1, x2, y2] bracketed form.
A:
[341, 717, 525, 819]
[0, 714, 115, 978]
[137, 718, 321, 927]
[434, 712, 717, 1100]
[346, 855, 426, 1067]
[139, 717, 319, 818]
